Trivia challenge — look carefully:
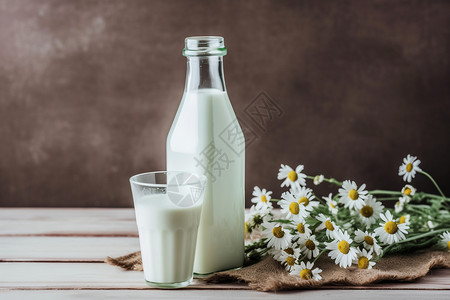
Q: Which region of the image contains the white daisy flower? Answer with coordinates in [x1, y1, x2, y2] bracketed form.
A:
[313, 175, 324, 185]
[290, 261, 322, 281]
[338, 180, 368, 210]
[323, 193, 338, 215]
[401, 184, 416, 197]
[394, 199, 404, 213]
[397, 214, 410, 225]
[271, 242, 300, 261]
[398, 154, 422, 183]
[440, 231, 450, 252]
[279, 191, 305, 222]
[325, 229, 359, 269]
[354, 229, 382, 256]
[354, 248, 376, 269]
[292, 186, 320, 215]
[315, 213, 339, 239]
[261, 221, 293, 250]
[358, 194, 384, 228]
[394, 195, 410, 213]
[279, 247, 301, 272]
[374, 210, 409, 244]
[298, 234, 320, 259]
[251, 186, 273, 211]
[292, 221, 312, 236]
[278, 164, 307, 190]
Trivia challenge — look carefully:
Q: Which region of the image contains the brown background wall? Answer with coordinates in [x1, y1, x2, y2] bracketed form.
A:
[1, 0, 449, 207]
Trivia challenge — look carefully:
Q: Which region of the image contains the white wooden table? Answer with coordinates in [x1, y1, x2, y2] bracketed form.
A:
[0, 208, 449, 299]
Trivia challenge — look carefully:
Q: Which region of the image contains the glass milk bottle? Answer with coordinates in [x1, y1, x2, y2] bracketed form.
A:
[166, 36, 245, 274]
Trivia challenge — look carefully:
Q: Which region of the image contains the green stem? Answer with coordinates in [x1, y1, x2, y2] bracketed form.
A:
[313, 248, 327, 264]
[369, 190, 402, 196]
[377, 197, 400, 201]
[419, 170, 447, 199]
[306, 176, 342, 186]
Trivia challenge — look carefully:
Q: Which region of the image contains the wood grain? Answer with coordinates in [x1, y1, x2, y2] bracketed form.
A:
[1, 290, 450, 300]
[0, 208, 137, 236]
[0, 237, 140, 261]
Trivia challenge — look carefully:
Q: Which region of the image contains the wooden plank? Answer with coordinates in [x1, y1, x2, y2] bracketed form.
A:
[0, 208, 135, 221]
[1, 290, 450, 300]
[0, 262, 448, 290]
[0, 237, 140, 261]
[0, 208, 137, 236]
[0, 262, 248, 290]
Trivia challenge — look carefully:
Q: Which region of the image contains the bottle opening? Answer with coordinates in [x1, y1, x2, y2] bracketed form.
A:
[183, 36, 227, 57]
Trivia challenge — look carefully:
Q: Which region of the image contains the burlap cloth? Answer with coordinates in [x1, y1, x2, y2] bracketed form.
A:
[106, 250, 450, 291]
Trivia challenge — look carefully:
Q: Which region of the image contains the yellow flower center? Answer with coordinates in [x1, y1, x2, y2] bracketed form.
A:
[338, 240, 350, 254]
[325, 220, 334, 231]
[244, 222, 248, 235]
[348, 189, 359, 200]
[297, 223, 305, 234]
[284, 247, 294, 255]
[360, 205, 374, 218]
[406, 163, 413, 172]
[298, 196, 309, 206]
[305, 239, 316, 250]
[358, 256, 370, 269]
[286, 256, 296, 266]
[288, 171, 298, 182]
[272, 226, 285, 238]
[403, 187, 411, 196]
[289, 202, 300, 215]
[384, 221, 398, 234]
[398, 216, 406, 224]
[330, 202, 336, 208]
[447, 241, 450, 250]
[260, 195, 267, 203]
[364, 235, 374, 245]
[300, 268, 312, 280]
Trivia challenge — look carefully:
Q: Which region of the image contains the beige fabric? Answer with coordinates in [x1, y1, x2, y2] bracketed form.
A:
[106, 250, 450, 291]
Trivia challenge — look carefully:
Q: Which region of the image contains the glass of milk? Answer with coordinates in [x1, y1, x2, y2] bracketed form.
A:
[129, 171, 207, 288]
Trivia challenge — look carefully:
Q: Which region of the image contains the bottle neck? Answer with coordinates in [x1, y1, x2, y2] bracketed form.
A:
[184, 56, 226, 93]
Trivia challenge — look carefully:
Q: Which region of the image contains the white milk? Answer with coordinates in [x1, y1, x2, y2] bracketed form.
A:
[134, 194, 203, 283]
[167, 88, 245, 274]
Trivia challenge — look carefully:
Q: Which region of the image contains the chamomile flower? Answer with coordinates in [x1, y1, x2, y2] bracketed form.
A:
[394, 199, 404, 213]
[292, 221, 312, 236]
[290, 261, 322, 281]
[374, 210, 409, 244]
[398, 154, 422, 183]
[278, 164, 307, 190]
[325, 229, 359, 269]
[271, 242, 299, 262]
[279, 191, 305, 222]
[358, 195, 384, 228]
[262, 221, 292, 250]
[439, 231, 450, 252]
[279, 247, 301, 272]
[313, 175, 324, 185]
[354, 229, 382, 256]
[397, 214, 410, 225]
[315, 214, 339, 239]
[338, 180, 368, 210]
[354, 248, 376, 269]
[323, 193, 338, 215]
[292, 186, 319, 215]
[298, 234, 320, 259]
[401, 184, 416, 197]
[251, 186, 273, 211]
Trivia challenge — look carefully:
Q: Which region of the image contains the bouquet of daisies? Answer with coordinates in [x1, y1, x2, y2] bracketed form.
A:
[244, 155, 450, 281]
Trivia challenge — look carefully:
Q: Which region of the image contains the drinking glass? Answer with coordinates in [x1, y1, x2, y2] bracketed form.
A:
[129, 171, 207, 288]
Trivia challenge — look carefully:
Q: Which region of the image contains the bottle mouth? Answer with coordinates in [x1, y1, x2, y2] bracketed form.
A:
[183, 36, 227, 57]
